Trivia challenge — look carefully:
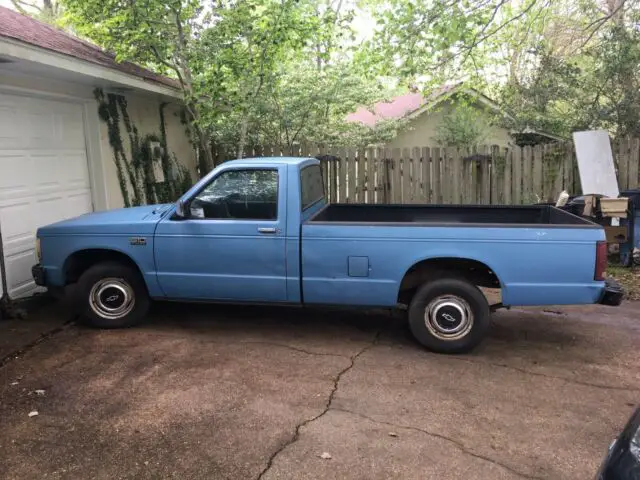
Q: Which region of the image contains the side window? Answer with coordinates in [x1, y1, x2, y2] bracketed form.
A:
[191, 169, 278, 220]
[300, 165, 325, 211]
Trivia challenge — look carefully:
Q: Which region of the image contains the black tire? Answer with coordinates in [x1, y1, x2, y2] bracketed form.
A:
[75, 261, 150, 329]
[408, 277, 490, 354]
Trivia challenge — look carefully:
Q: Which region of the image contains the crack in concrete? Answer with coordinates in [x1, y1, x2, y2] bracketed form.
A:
[380, 342, 638, 392]
[255, 329, 383, 480]
[451, 357, 639, 392]
[332, 407, 546, 480]
[0, 318, 75, 369]
[238, 341, 349, 359]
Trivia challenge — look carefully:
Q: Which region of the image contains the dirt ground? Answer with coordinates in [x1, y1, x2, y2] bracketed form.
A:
[0, 300, 638, 480]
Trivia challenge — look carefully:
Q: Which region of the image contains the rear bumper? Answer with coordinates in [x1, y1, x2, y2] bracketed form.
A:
[598, 278, 624, 306]
[32, 264, 46, 286]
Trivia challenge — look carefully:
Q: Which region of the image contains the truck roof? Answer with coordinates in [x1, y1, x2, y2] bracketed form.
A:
[222, 157, 317, 167]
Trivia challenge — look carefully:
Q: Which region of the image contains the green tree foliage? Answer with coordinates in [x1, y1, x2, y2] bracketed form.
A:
[61, 0, 216, 169]
[434, 102, 489, 149]
[364, 0, 640, 139]
[59, 0, 396, 166]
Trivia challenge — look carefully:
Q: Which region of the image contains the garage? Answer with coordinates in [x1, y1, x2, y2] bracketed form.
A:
[0, 5, 199, 303]
[0, 92, 93, 298]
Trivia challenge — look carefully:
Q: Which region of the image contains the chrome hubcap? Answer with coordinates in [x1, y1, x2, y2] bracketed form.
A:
[424, 295, 474, 341]
[89, 278, 135, 319]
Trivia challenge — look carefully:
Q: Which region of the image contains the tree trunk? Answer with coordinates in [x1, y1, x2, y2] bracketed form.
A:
[237, 118, 248, 159]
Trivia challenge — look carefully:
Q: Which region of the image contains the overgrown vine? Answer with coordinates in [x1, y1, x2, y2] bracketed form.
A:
[94, 88, 192, 207]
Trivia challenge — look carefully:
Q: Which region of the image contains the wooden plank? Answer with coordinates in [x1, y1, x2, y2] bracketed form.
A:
[432, 147, 441, 203]
[376, 147, 385, 204]
[440, 148, 451, 204]
[346, 148, 356, 203]
[617, 136, 629, 191]
[468, 147, 478, 204]
[391, 148, 402, 203]
[563, 144, 575, 194]
[422, 152, 428, 203]
[512, 147, 522, 205]
[553, 145, 565, 201]
[476, 146, 489, 204]
[490, 146, 500, 205]
[445, 147, 458, 204]
[630, 137, 640, 189]
[460, 149, 470, 204]
[532, 144, 543, 202]
[328, 146, 338, 203]
[366, 147, 375, 203]
[338, 147, 347, 203]
[380, 147, 393, 204]
[503, 148, 512, 205]
[421, 147, 430, 203]
[411, 147, 421, 203]
[400, 147, 410, 203]
[356, 149, 366, 203]
[522, 145, 533, 204]
[319, 145, 329, 202]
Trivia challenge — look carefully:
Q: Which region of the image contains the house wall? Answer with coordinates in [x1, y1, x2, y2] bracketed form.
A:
[0, 69, 197, 211]
[98, 93, 198, 209]
[387, 101, 512, 150]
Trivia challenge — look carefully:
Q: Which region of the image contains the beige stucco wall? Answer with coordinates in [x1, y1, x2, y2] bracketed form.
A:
[388, 102, 512, 150]
[98, 94, 198, 209]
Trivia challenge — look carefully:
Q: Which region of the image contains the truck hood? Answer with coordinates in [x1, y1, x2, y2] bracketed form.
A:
[38, 204, 174, 236]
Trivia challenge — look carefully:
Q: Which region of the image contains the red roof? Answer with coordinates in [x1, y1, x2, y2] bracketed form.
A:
[346, 83, 463, 126]
[0, 6, 179, 90]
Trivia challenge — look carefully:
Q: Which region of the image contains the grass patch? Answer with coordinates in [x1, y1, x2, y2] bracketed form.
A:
[607, 265, 640, 301]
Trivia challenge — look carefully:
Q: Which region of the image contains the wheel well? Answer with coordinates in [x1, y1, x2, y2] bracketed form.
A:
[397, 258, 501, 304]
[63, 249, 142, 285]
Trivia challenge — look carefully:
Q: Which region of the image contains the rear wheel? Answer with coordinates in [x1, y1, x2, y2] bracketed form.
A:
[408, 277, 490, 354]
[75, 262, 150, 328]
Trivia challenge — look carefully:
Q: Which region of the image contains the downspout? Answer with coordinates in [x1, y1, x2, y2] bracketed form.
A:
[0, 220, 11, 319]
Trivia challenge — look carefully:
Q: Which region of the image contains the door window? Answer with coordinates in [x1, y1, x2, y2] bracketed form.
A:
[190, 169, 278, 220]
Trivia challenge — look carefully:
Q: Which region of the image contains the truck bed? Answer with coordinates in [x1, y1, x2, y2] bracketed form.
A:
[308, 204, 596, 227]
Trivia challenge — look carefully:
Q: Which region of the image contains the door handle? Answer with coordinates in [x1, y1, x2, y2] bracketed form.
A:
[258, 227, 278, 234]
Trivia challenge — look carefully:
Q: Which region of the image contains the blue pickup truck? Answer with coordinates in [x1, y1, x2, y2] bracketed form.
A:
[32, 157, 622, 353]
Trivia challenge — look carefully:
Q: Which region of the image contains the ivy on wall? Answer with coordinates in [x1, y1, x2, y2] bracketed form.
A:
[94, 88, 193, 207]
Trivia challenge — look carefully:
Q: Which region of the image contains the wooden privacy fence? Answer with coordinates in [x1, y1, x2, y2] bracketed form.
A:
[236, 138, 640, 205]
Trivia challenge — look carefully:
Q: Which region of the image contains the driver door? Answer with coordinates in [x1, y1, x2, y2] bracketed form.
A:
[154, 166, 287, 302]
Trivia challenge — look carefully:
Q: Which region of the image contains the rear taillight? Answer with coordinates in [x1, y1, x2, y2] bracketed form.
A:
[595, 241, 607, 281]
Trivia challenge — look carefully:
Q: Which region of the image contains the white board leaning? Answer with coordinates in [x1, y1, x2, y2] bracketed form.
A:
[573, 130, 619, 198]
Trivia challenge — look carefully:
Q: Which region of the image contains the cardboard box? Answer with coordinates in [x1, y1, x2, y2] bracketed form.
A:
[600, 198, 628, 218]
[604, 226, 628, 244]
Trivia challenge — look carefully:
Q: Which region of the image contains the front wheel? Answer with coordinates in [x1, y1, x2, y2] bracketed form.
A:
[408, 277, 490, 354]
[75, 262, 150, 328]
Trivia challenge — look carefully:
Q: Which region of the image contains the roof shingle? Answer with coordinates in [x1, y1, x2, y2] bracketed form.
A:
[0, 6, 179, 90]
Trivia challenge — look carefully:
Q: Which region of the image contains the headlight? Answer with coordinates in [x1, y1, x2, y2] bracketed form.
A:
[35, 238, 41, 263]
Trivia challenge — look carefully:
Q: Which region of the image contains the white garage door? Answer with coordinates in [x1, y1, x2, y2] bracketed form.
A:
[0, 92, 93, 298]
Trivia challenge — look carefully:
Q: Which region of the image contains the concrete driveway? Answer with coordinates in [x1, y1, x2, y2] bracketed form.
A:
[0, 301, 638, 479]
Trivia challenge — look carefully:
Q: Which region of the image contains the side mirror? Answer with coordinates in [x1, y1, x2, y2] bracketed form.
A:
[175, 199, 189, 218]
